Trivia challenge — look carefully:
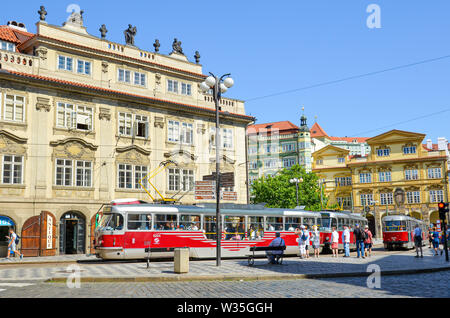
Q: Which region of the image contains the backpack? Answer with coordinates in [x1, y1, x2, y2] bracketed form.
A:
[301, 231, 307, 241]
[360, 229, 367, 240]
[14, 234, 20, 245]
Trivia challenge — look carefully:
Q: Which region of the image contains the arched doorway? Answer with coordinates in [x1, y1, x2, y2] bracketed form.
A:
[60, 211, 86, 255]
[0, 216, 15, 258]
[429, 211, 439, 226]
[366, 213, 376, 237]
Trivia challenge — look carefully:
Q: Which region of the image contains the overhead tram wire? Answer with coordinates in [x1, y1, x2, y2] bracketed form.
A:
[244, 54, 450, 102]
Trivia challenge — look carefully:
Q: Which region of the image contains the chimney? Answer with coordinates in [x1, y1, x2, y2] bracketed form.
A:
[7, 21, 27, 32]
[426, 139, 433, 150]
[437, 137, 449, 156]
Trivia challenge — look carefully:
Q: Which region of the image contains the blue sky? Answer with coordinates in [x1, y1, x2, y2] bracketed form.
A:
[3, 1, 450, 141]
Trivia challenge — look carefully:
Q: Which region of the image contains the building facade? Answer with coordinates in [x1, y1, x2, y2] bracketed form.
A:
[247, 116, 312, 183]
[0, 10, 253, 256]
[313, 130, 450, 237]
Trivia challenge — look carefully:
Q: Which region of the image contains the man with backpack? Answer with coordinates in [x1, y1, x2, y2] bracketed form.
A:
[5, 228, 23, 260]
[353, 224, 366, 259]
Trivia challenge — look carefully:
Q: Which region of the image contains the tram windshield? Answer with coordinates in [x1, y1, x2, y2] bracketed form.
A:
[383, 220, 406, 232]
[98, 213, 124, 231]
[318, 218, 331, 231]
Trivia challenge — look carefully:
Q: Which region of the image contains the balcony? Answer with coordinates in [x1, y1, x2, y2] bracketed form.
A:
[0, 50, 38, 74]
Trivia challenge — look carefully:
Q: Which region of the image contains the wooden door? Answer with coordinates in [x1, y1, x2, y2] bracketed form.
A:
[21, 216, 40, 257]
[40, 211, 57, 257]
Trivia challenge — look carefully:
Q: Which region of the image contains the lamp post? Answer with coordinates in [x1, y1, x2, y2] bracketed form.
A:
[290, 178, 303, 207]
[200, 73, 234, 267]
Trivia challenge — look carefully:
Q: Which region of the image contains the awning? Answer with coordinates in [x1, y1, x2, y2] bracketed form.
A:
[0, 216, 14, 227]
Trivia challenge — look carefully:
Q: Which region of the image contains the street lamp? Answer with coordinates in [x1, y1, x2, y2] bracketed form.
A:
[200, 72, 234, 267]
[290, 178, 303, 207]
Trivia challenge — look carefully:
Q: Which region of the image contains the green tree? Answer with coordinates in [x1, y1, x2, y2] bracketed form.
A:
[250, 165, 324, 211]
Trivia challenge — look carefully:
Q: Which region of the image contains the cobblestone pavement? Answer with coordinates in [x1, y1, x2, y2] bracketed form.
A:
[0, 270, 448, 298]
[0, 248, 447, 281]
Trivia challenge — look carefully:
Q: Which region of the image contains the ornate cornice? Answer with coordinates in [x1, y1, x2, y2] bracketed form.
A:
[116, 145, 151, 156]
[50, 138, 98, 151]
[36, 96, 51, 112]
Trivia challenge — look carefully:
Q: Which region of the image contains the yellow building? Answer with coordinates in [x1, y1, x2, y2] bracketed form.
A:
[313, 130, 450, 237]
[0, 9, 253, 256]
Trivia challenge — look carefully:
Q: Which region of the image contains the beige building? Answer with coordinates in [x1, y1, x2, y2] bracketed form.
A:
[0, 11, 253, 256]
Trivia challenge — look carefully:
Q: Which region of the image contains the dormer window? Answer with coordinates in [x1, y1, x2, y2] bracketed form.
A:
[403, 145, 416, 155]
[377, 148, 390, 157]
[0, 41, 15, 52]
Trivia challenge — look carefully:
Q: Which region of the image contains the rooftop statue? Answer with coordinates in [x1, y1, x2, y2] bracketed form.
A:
[64, 9, 84, 27]
[194, 51, 200, 64]
[172, 38, 184, 55]
[99, 24, 108, 39]
[153, 39, 160, 53]
[38, 6, 47, 21]
[124, 25, 137, 46]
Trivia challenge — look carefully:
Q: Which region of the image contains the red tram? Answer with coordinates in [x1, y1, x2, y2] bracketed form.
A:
[382, 215, 427, 250]
[94, 200, 368, 260]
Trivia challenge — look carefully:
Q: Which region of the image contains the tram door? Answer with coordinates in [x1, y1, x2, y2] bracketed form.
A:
[60, 212, 86, 255]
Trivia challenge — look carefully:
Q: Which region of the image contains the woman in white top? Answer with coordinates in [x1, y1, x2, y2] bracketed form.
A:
[311, 225, 321, 258]
[295, 226, 307, 259]
[331, 227, 339, 258]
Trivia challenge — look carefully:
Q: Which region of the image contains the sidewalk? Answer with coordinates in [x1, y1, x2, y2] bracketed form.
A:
[0, 248, 448, 283]
[0, 254, 96, 265]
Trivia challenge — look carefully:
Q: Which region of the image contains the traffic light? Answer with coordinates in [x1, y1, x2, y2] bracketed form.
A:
[438, 202, 449, 221]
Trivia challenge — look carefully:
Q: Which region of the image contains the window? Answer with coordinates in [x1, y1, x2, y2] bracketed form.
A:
[360, 194, 374, 206]
[338, 157, 345, 164]
[249, 161, 258, 170]
[167, 79, 179, 93]
[203, 216, 217, 240]
[429, 190, 444, 203]
[2, 155, 23, 184]
[168, 120, 180, 142]
[179, 215, 201, 231]
[335, 177, 352, 187]
[428, 168, 442, 179]
[134, 72, 146, 86]
[359, 173, 372, 184]
[316, 159, 323, 165]
[380, 193, 393, 205]
[0, 41, 15, 52]
[249, 147, 257, 155]
[75, 161, 92, 187]
[248, 216, 264, 240]
[222, 128, 233, 149]
[118, 69, 131, 83]
[127, 214, 152, 231]
[283, 158, 296, 168]
[378, 171, 392, 182]
[154, 214, 177, 230]
[264, 159, 278, 168]
[403, 146, 416, 155]
[168, 169, 194, 191]
[377, 148, 390, 157]
[118, 112, 133, 136]
[181, 83, 192, 95]
[407, 191, 420, 204]
[55, 159, 73, 186]
[77, 60, 91, 75]
[56, 159, 92, 187]
[405, 169, 419, 181]
[224, 216, 245, 240]
[4, 95, 24, 122]
[57, 103, 93, 131]
[58, 55, 73, 71]
[282, 143, 296, 152]
[284, 217, 300, 231]
[118, 164, 147, 190]
[337, 197, 352, 208]
[134, 115, 149, 138]
[265, 217, 283, 231]
[180, 123, 193, 144]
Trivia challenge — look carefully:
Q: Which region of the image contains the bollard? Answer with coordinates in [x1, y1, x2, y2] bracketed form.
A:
[174, 248, 189, 274]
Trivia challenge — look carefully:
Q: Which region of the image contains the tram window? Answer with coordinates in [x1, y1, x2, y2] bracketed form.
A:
[248, 216, 264, 240]
[331, 218, 337, 230]
[337, 218, 344, 231]
[203, 216, 217, 240]
[179, 215, 201, 231]
[285, 217, 300, 231]
[154, 214, 177, 230]
[224, 216, 245, 240]
[127, 214, 152, 231]
[318, 218, 331, 231]
[384, 220, 406, 232]
[303, 218, 314, 229]
[99, 213, 124, 231]
[265, 217, 283, 231]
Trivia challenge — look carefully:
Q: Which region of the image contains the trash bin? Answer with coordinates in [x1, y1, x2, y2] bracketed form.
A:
[174, 248, 189, 274]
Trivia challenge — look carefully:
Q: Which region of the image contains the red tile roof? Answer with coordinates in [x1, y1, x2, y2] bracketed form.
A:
[247, 121, 299, 134]
[310, 122, 329, 138]
[0, 26, 34, 45]
[329, 136, 370, 143]
[1, 70, 254, 122]
[422, 144, 450, 152]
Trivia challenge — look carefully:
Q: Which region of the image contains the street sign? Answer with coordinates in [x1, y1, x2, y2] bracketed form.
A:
[222, 191, 237, 201]
[195, 181, 215, 200]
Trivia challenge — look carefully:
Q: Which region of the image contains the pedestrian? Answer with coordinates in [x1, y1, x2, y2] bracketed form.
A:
[304, 225, 310, 259]
[428, 227, 433, 249]
[331, 227, 339, 257]
[5, 228, 23, 260]
[353, 224, 365, 259]
[342, 225, 350, 257]
[413, 224, 423, 258]
[311, 225, 321, 258]
[266, 232, 285, 264]
[364, 225, 373, 257]
[431, 227, 441, 256]
[295, 226, 307, 259]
